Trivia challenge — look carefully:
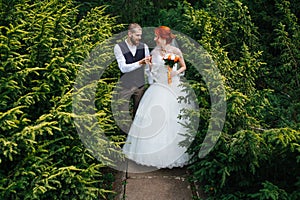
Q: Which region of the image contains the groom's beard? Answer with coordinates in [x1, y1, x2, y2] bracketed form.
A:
[130, 36, 139, 46]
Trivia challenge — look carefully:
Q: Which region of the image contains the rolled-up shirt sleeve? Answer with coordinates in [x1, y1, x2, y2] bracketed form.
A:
[144, 44, 150, 57]
[114, 44, 141, 73]
[143, 44, 153, 84]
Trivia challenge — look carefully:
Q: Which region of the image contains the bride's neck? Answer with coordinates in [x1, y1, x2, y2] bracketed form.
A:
[158, 44, 170, 53]
[160, 44, 169, 49]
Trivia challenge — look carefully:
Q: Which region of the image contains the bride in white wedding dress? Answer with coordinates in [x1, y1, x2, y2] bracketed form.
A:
[122, 26, 197, 169]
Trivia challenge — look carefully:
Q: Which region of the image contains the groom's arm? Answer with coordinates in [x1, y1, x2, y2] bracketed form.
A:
[114, 44, 144, 73]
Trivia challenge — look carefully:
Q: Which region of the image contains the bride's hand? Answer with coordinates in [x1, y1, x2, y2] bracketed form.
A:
[170, 71, 178, 77]
[145, 56, 152, 65]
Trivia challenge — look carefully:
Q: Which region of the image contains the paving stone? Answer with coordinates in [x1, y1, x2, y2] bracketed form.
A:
[125, 172, 192, 200]
[122, 161, 193, 200]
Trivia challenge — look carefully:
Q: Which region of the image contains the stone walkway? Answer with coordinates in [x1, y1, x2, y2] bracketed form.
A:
[113, 160, 203, 200]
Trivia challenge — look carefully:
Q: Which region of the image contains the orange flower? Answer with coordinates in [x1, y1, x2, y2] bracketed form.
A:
[163, 53, 180, 85]
[163, 53, 180, 67]
[167, 54, 171, 60]
[174, 55, 180, 62]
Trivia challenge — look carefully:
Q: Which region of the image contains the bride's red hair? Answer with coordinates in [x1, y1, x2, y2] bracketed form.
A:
[154, 26, 176, 44]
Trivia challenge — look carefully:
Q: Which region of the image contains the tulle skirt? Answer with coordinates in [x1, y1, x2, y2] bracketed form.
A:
[122, 81, 194, 169]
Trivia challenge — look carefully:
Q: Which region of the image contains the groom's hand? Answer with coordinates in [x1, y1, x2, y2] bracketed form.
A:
[139, 56, 152, 65]
[138, 58, 146, 65]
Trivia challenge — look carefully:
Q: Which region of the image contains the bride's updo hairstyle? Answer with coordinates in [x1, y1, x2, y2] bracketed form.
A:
[155, 26, 176, 44]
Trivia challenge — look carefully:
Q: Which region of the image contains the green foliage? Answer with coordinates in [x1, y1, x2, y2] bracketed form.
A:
[190, 128, 300, 199]
[246, 0, 300, 129]
[248, 181, 289, 200]
[1, 0, 300, 199]
[0, 0, 122, 199]
[168, 0, 300, 199]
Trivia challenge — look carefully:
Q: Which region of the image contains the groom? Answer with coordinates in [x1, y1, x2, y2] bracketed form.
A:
[114, 23, 151, 133]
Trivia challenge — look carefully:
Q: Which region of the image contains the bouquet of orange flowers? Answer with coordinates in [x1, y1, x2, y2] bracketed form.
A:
[163, 53, 180, 84]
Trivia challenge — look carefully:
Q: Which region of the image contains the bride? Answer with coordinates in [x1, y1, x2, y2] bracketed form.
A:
[122, 26, 197, 169]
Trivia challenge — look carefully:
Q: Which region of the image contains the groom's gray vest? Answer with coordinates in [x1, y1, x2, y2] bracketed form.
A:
[118, 41, 145, 89]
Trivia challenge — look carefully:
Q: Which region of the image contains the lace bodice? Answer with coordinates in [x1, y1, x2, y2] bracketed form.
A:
[149, 47, 180, 85]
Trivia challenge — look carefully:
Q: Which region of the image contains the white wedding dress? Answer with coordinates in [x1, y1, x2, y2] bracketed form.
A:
[122, 47, 197, 169]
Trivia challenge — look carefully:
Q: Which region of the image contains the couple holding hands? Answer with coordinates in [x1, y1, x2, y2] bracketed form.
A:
[114, 23, 196, 169]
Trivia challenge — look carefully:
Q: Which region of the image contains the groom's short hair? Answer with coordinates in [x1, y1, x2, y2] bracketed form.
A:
[128, 23, 142, 33]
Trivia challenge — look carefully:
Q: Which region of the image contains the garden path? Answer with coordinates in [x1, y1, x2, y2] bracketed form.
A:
[113, 160, 204, 200]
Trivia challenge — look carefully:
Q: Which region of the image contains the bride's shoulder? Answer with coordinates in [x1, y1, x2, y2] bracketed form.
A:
[151, 47, 160, 53]
[168, 46, 182, 57]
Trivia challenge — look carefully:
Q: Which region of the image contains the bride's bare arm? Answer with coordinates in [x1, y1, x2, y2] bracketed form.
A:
[175, 48, 186, 75]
